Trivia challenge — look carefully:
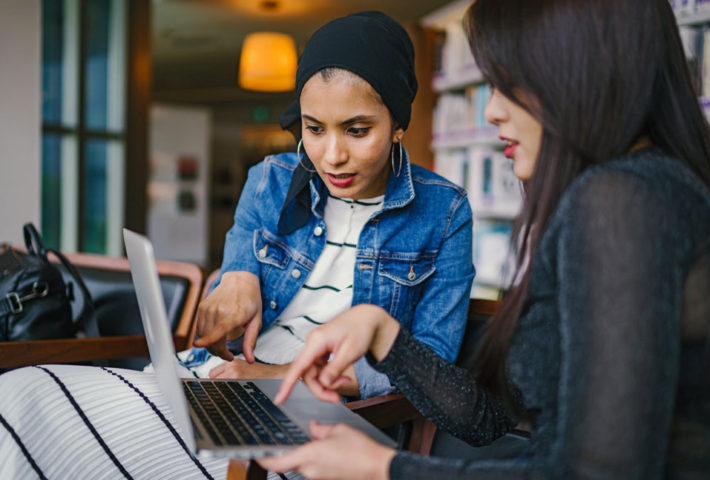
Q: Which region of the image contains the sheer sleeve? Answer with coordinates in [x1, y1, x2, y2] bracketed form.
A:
[375, 329, 530, 479]
[374, 327, 515, 447]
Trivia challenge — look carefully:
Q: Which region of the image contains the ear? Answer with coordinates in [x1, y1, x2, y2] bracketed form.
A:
[392, 126, 405, 143]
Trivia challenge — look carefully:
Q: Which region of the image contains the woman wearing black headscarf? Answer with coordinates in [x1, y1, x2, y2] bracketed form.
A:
[190, 10, 474, 400]
[0, 12, 475, 479]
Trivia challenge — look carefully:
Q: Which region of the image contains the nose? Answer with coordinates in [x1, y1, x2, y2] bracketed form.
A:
[484, 88, 507, 126]
[323, 134, 348, 167]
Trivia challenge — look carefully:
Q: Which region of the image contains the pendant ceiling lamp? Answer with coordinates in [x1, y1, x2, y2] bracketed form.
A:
[239, 32, 297, 92]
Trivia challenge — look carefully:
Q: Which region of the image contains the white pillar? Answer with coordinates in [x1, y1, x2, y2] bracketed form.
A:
[0, 0, 41, 245]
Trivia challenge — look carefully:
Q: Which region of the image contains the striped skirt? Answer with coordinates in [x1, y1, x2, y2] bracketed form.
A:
[0, 365, 229, 479]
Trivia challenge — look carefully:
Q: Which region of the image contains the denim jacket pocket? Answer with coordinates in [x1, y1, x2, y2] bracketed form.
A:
[253, 228, 291, 269]
[378, 254, 436, 287]
[253, 228, 296, 317]
[376, 253, 436, 322]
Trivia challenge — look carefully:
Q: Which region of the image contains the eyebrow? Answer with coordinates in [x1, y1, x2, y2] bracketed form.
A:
[302, 114, 377, 126]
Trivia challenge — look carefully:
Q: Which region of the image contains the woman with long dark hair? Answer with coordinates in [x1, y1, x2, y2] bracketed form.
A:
[262, 0, 710, 478]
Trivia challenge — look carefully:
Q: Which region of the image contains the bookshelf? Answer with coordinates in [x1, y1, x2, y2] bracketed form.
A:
[677, 9, 710, 25]
[672, 1, 710, 118]
[420, 0, 710, 299]
[674, 0, 710, 25]
[422, 2, 522, 300]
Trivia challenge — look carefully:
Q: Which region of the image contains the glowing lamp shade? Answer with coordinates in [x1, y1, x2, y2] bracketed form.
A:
[239, 32, 297, 92]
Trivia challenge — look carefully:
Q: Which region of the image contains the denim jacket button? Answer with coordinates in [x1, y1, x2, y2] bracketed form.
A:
[291, 269, 301, 279]
[258, 247, 267, 258]
[408, 271, 417, 281]
[314, 226, 323, 237]
[269, 300, 278, 310]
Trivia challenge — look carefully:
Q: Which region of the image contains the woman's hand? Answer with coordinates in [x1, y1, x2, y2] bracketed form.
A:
[257, 422, 396, 480]
[193, 271, 262, 362]
[275, 304, 400, 404]
[208, 359, 289, 379]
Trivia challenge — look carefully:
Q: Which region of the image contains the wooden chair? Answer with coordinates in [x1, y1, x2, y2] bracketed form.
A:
[0, 251, 203, 370]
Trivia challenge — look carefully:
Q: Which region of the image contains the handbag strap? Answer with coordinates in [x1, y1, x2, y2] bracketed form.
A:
[23, 223, 48, 261]
[46, 247, 100, 338]
[12, 223, 98, 338]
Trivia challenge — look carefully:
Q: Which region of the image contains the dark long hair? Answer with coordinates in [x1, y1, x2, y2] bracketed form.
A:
[465, 0, 710, 404]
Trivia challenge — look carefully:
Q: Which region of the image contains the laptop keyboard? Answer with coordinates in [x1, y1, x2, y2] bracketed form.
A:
[183, 380, 309, 447]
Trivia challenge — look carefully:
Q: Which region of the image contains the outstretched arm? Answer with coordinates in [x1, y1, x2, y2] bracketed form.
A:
[193, 162, 267, 361]
[276, 303, 513, 445]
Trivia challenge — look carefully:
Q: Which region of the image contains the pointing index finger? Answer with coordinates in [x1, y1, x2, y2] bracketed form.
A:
[275, 343, 330, 404]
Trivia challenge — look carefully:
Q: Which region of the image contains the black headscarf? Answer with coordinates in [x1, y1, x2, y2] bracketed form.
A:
[277, 10, 417, 236]
[279, 10, 418, 132]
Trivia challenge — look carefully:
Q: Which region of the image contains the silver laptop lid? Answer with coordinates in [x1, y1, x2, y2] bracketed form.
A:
[123, 228, 197, 452]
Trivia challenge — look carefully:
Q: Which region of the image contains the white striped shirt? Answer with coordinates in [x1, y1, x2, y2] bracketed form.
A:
[252, 194, 383, 365]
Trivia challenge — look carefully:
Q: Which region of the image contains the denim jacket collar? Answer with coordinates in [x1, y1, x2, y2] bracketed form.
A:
[380, 148, 415, 211]
[278, 148, 415, 235]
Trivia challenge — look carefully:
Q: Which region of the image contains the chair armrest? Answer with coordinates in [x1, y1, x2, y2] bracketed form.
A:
[345, 393, 423, 429]
[227, 460, 267, 480]
[0, 334, 189, 369]
[346, 393, 440, 456]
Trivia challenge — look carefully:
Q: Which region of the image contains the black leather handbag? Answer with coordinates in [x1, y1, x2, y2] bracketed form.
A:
[0, 223, 97, 342]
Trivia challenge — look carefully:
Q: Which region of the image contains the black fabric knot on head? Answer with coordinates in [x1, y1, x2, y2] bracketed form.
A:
[279, 10, 417, 133]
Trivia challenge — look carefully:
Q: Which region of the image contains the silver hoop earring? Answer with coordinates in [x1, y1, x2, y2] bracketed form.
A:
[297, 139, 316, 173]
[391, 141, 403, 177]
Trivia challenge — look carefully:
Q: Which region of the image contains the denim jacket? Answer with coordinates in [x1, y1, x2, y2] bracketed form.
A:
[219, 151, 475, 398]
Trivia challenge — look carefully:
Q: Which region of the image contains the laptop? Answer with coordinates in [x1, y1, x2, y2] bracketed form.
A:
[122, 228, 395, 459]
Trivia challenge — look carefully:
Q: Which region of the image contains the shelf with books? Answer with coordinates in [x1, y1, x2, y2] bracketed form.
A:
[472, 217, 515, 294]
[433, 148, 523, 218]
[432, 85, 497, 149]
[677, 10, 710, 25]
[433, 144, 522, 299]
[674, 15, 710, 104]
[673, 0, 710, 25]
[431, 125, 501, 150]
[473, 274, 509, 290]
[425, 2, 522, 299]
[432, 65, 484, 93]
[472, 203, 521, 221]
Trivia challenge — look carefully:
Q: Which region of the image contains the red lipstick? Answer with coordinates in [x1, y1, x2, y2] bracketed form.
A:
[327, 173, 356, 188]
[503, 143, 518, 159]
[500, 136, 519, 159]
